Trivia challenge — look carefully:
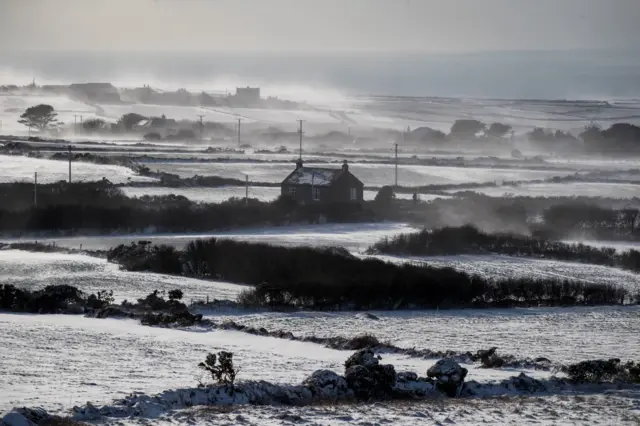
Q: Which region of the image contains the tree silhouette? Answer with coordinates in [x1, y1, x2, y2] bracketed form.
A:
[486, 122, 512, 139]
[450, 119, 486, 139]
[82, 118, 106, 131]
[18, 104, 60, 132]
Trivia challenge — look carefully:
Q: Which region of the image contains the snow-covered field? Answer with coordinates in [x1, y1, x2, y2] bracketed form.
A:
[0, 314, 543, 415]
[449, 181, 640, 199]
[368, 253, 640, 292]
[8, 222, 419, 251]
[0, 250, 244, 303]
[0, 154, 155, 184]
[210, 305, 640, 365]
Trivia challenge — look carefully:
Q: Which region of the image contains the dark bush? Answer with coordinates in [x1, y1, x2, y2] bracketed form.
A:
[0, 284, 86, 313]
[143, 132, 162, 141]
[87, 290, 115, 310]
[168, 289, 184, 301]
[371, 225, 640, 273]
[108, 238, 631, 310]
[199, 351, 237, 388]
[562, 359, 640, 384]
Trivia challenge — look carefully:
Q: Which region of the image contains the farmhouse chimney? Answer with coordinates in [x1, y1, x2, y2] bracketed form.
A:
[342, 160, 349, 171]
[296, 158, 303, 169]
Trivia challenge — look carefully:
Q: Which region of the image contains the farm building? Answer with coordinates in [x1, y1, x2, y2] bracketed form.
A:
[281, 160, 364, 204]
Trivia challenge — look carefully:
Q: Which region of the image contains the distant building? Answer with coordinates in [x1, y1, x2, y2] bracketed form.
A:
[281, 160, 364, 204]
[69, 83, 121, 104]
[233, 86, 261, 106]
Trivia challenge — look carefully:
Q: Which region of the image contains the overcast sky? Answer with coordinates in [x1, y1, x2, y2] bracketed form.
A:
[1, 0, 639, 53]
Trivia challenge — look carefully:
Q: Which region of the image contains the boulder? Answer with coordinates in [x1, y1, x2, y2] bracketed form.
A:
[426, 359, 468, 397]
[507, 373, 547, 393]
[302, 370, 351, 399]
[344, 349, 380, 369]
[396, 371, 418, 382]
[345, 365, 378, 398]
[344, 360, 396, 399]
[72, 402, 102, 421]
[13, 408, 50, 425]
[1, 412, 35, 426]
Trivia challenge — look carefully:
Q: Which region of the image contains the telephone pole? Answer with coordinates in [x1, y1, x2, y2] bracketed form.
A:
[245, 175, 249, 206]
[34, 172, 38, 207]
[297, 119, 304, 162]
[197, 115, 205, 140]
[68, 145, 72, 183]
[394, 143, 398, 188]
[237, 118, 242, 147]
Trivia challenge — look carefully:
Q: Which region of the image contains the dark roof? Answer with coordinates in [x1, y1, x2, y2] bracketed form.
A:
[282, 166, 362, 187]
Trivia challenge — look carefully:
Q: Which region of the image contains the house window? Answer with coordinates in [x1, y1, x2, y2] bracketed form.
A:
[313, 187, 321, 201]
[289, 187, 296, 197]
[350, 188, 357, 201]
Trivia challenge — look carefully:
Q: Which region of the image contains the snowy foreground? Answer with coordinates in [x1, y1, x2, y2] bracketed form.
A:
[1, 313, 639, 425]
[0, 314, 540, 414]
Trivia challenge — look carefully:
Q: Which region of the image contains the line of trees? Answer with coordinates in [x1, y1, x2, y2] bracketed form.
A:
[405, 119, 640, 154]
[371, 225, 640, 273]
[106, 239, 634, 310]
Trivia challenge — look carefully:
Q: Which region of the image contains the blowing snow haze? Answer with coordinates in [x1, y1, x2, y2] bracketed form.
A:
[1, 0, 640, 98]
[3, 1, 640, 424]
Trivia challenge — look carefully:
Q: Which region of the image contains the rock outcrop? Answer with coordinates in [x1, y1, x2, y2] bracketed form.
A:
[426, 359, 468, 397]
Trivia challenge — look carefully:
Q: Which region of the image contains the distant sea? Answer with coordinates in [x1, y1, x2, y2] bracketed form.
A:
[1, 50, 640, 101]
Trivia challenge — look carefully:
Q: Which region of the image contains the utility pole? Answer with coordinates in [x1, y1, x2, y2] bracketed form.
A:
[34, 172, 37, 207]
[394, 143, 398, 188]
[245, 175, 249, 206]
[197, 115, 204, 140]
[297, 119, 304, 162]
[68, 145, 72, 183]
[237, 118, 242, 147]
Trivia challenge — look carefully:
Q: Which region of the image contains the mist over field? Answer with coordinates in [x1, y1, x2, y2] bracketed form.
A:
[2, 1, 640, 425]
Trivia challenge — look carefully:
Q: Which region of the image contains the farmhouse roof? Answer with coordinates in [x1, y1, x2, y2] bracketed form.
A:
[282, 161, 362, 187]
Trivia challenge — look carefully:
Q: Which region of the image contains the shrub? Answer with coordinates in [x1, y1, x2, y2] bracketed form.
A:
[561, 359, 640, 384]
[168, 289, 184, 301]
[198, 351, 237, 388]
[374, 186, 395, 207]
[87, 290, 115, 309]
[144, 132, 162, 141]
